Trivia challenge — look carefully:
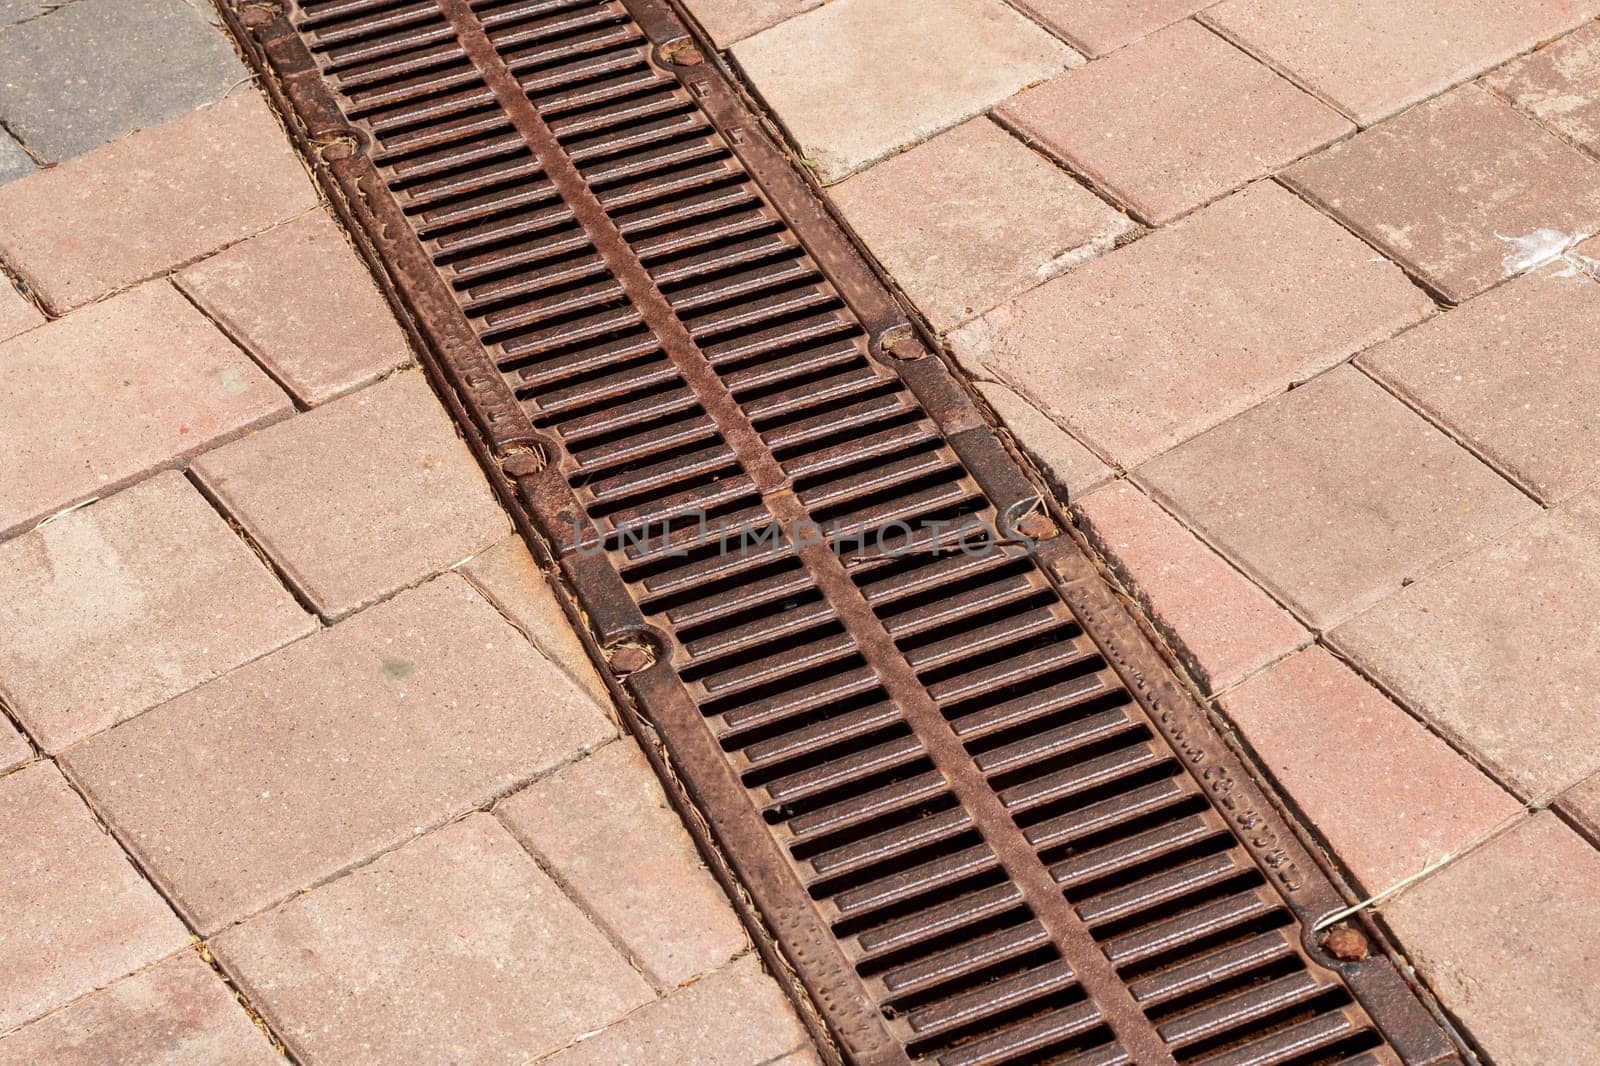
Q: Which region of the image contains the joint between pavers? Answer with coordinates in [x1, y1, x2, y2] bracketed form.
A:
[170, 272, 311, 416]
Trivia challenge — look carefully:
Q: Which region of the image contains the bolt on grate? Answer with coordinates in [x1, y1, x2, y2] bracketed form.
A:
[220, 2, 1464, 1063]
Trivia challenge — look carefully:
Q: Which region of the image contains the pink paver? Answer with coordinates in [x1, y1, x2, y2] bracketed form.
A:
[1074, 482, 1305, 693]
[191, 371, 509, 621]
[1282, 84, 1600, 304]
[949, 183, 1433, 469]
[730, 0, 1077, 183]
[1380, 814, 1600, 1066]
[679, 0, 822, 48]
[1485, 22, 1600, 157]
[1013, 0, 1212, 57]
[829, 118, 1132, 331]
[0, 93, 318, 314]
[1139, 365, 1538, 630]
[177, 212, 412, 407]
[998, 20, 1351, 224]
[0, 763, 188, 1032]
[0, 280, 291, 538]
[976, 381, 1110, 499]
[1221, 646, 1521, 893]
[1558, 773, 1600, 843]
[0, 472, 315, 753]
[1202, 0, 1600, 126]
[211, 815, 653, 1065]
[1330, 490, 1600, 801]
[0, 281, 41, 342]
[0, 719, 28, 775]
[0, 952, 281, 1066]
[1358, 264, 1600, 504]
[61, 575, 614, 934]
[498, 741, 746, 989]
[542, 955, 811, 1066]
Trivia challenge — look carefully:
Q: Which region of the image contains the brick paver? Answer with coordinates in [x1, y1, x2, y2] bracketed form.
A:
[1485, 21, 1600, 158]
[1074, 482, 1305, 693]
[949, 183, 1432, 469]
[0, 0, 245, 163]
[1202, 0, 1600, 126]
[0, 763, 188, 1032]
[1331, 490, 1600, 801]
[0, 471, 314, 753]
[1000, 20, 1349, 224]
[1381, 814, 1600, 1066]
[0, 281, 291, 538]
[0, 952, 280, 1066]
[0, 720, 27, 775]
[732, 0, 1076, 182]
[499, 741, 746, 990]
[681, 0, 822, 48]
[1221, 646, 1521, 893]
[1282, 84, 1600, 304]
[211, 815, 653, 1065]
[61, 575, 614, 934]
[1140, 365, 1537, 630]
[1014, 0, 1210, 57]
[543, 955, 810, 1066]
[0, 93, 318, 312]
[0, 281, 41, 341]
[829, 117, 1132, 331]
[177, 212, 413, 407]
[1559, 773, 1600, 844]
[1359, 265, 1600, 504]
[191, 371, 508, 621]
[976, 381, 1109, 500]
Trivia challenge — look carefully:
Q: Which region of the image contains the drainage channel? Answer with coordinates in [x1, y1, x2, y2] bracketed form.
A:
[221, 2, 1462, 1063]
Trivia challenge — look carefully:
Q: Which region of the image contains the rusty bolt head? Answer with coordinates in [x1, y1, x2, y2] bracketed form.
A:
[240, 2, 278, 28]
[318, 139, 356, 162]
[499, 448, 543, 479]
[606, 641, 656, 675]
[1320, 924, 1370, 962]
[661, 39, 705, 66]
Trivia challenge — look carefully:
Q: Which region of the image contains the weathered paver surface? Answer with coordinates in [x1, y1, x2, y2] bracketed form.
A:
[1486, 20, 1600, 155]
[1014, 0, 1210, 57]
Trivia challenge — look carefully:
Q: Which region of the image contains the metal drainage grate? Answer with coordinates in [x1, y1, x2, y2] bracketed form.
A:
[222, 2, 1462, 1063]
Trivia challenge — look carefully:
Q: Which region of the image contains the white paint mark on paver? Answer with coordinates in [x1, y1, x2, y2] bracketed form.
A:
[1498, 228, 1599, 279]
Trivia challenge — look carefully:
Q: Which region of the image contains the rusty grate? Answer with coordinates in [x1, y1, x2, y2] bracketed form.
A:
[221, 2, 1463, 1063]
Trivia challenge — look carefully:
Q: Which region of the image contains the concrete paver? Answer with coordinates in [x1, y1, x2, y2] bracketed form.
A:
[0, 1, 50, 28]
[1485, 21, 1600, 158]
[1000, 20, 1350, 224]
[0, 0, 245, 163]
[976, 380, 1110, 499]
[1074, 481, 1306, 693]
[1221, 646, 1521, 893]
[0, 280, 42, 341]
[1559, 773, 1600, 844]
[191, 371, 509, 621]
[0, 471, 315, 753]
[61, 575, 614, 934]
[498, 741, 747, 990]
[1202, 0, 1600, 125]
[177, 212, 413, 407]
[680, 0, 822, 48]
[1013, 0, 1211, 57]
[732, 0, 1077, 183]
[949, 183, 1432, 469]
[1381, 814, 1600, 1066]
[211, 815, 653, 1065]
[1282, 84, 1600, 304]
[1331, 490, 1600, 801]
[829, 117, 1133, 331]
[0, 762, 188, 1032]
[0, 133, 32, 184]
[1139, 365, 1538, 630]
[0, 92, 318, 313]
[0, 281, 291, 538]
[0, 719, 27, 775]
[0, 952, 281, 1066]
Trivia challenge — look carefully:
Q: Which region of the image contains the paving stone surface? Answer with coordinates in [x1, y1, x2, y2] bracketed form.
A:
[1074, 482, 1305, 693]
[1558, 773, 1600, 843]
[1381, 814, 1600, 1066]
[1485, 21, 1600, 157]
[457, 536, 611, 709]
[61, 575, 614, 934]
[976, 381, 1110, 499]
[0, 280, 42, 341]
[732, 0, 1076, 182]
[0, 951, 281, 1066]
[0, 1, 50, 27]
[1221, 646, 1521, 893]
[177, 212, 413, 407]
[499, 741, 746, 990]
[1282, 84, 1600, 304]
[192, 371, 509, 621]
[0, 471, 315, 753]
[949, 183, 1433, 469]
[1359, 265, 1600, 504]
[0, 763, 188, 1032]
[829, 117, 1132, 331]
[0, 133, 33, 184]
[1139, 365, 1538, 630]
[1330, 490, 1600, 801]
[1202, 0, 1600, 125]
[0, 0, 245, 163]
[681, 0, 822, 48]
[0, 93, 318, 313]
[1013, 0, 1210, 57]
[543, 955, 810, 1066]
[211, 815, 653, 1065]
[0, 719, 27, 775]
[0, 281, 291, 538]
